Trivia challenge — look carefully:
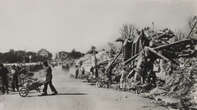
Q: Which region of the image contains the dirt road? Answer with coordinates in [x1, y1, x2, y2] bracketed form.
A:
[0, 66, 167, 110]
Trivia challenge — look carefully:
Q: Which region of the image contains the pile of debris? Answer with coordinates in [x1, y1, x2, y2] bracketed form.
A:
[163, 68, 192, 98]
[186, 61, 197, 109]
[139, 58, 197, 109]
[74, 18, 197, 109]
[104, 22, 197, 109]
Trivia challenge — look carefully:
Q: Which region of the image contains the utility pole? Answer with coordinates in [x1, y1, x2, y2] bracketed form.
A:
[92, 46, 98, 78]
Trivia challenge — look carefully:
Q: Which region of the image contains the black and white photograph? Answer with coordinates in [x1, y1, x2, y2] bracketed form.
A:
[0, 0, 197, 110]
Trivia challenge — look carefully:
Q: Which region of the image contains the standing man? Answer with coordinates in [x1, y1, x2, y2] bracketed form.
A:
[75, 65, 79, 79]
[0, 64, 9, 94]
[11, 65, 19, 92]
[120, 67, 128, 91]
[79, 64, 85, 75]
[41, 61, 58, 96]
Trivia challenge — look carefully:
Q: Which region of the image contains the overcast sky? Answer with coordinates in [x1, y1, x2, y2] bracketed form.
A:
[0, 0, 196, 53]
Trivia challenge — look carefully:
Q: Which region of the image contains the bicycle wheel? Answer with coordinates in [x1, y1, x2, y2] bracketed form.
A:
[19, 87, 29, 97]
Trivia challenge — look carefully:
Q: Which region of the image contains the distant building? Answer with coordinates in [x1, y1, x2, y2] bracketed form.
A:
[37, 49, 51, 58]
[58, 51, 69, 60]
[55, 51, 69, 64]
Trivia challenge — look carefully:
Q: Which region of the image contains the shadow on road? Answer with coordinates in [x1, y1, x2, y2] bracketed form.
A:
[82, 80, 88, 83]
[26, 92, 88, 97]
[57, 93, 87, 95]
[88, 83, 96, 86]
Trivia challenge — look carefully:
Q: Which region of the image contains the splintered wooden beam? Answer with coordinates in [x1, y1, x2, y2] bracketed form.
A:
[105, 47, 123, 72]
[154, 20, 197, 51]
[154, 39, 197, 53]
[122, 54, 139, 65]
[187, 19, 197, 39]
[147, 47, 170, 61]
[122, 39, 194, 66]
[109, 38, 197, 70]
[147, 47, 180, 66]
[154, 39, 193, 51]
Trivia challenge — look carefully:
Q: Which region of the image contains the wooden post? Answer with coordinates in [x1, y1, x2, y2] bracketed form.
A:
[92, 48, 98, 78]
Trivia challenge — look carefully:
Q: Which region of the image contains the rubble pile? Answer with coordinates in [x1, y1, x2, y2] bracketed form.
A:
[141, 58, 197, 109]
[163, 68, 192, 98]
[74, 19, 197, 109]
[187, 62, 197, 109]
[76, 50, 111, 73]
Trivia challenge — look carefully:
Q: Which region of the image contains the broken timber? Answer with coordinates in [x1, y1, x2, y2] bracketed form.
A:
[122, 38, 197, 66]
[105, 47, 123, 73]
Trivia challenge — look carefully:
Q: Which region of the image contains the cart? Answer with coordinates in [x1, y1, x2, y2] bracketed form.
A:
[19, 77, 44, 97]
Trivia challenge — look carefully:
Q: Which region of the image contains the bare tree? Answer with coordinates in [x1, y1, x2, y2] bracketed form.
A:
[120, 24, 137, 40]
[174, 31, 186, 41]
[188, 16, 197, 29]
[188, 16, 197, 38]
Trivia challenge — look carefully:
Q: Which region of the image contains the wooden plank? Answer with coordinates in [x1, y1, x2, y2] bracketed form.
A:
[154, 39, 192, 51]
[105, 47, 123, 72]
[148, 47, 180, 66]
[122, 54, 139, 65]
[187, 19, 197, 39]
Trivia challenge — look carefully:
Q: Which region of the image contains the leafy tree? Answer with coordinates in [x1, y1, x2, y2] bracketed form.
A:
[120, 24, 137, 41]
[0, 49, 53, 63]
[68, 49, 84, 59]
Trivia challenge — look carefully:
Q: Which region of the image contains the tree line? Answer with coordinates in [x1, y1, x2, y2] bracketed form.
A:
[0, 49, 52, 63]
[56, 49, 84, 61]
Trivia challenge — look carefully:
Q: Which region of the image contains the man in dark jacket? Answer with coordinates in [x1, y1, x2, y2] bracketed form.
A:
[0, 64, 9, 94]
[11, 65, 19, 92]
[75, 65, 79, 79]
[41, 61, 58, 96]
